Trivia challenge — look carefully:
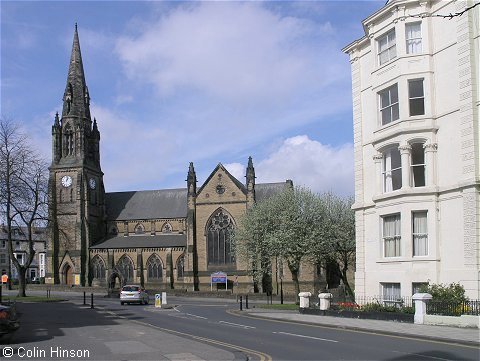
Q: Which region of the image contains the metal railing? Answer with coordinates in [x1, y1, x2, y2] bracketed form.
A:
[426, 300, 480, 316]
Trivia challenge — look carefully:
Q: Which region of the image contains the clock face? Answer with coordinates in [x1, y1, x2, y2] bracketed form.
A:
[89, 178, 96, 190]
[61, 175, 72, 188]
[216, 185, 225, 194]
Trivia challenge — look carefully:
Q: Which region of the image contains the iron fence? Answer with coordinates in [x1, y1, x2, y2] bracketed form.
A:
[307, 294, 413, 310]
[426, 300, 480, 316]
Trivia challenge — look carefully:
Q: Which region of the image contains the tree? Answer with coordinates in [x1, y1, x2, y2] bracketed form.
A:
[0, 118, 48, 297]
[316, 193, 356, 300]
[235, 186, 328, 302]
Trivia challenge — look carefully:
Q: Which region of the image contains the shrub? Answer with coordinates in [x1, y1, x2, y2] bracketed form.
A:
[417, 282, 468, 303]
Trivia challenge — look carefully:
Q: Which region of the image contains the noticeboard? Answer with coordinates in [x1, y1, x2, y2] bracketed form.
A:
[210, 272, 227, 291]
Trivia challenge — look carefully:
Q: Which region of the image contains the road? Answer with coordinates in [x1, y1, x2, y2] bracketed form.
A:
[2, 292, 479, 360]
[94, 295, 478, 361]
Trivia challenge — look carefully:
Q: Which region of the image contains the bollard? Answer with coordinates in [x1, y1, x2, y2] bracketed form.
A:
[246, 295, 249, 309]
[83, 291, 86, 305]
[240, 295, 243, 311]
[90, 293, 94, 309]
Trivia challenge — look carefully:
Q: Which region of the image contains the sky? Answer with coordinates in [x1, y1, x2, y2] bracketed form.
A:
[1, 1, 383, 196]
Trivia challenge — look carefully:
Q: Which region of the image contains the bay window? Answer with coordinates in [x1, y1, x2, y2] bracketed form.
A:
[412, 211, 428, 256]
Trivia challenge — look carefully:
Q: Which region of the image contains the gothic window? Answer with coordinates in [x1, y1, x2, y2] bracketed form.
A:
[162, 223, 172, 233]
[91, 255, 105, 280]
[117, 255, 134, 281]
[134, 223, 145, 235]
[64, 125, 74, 156]
[177, 255, 184, 279]
[207, 209, 235, 266]
[147, 254, 163, 280]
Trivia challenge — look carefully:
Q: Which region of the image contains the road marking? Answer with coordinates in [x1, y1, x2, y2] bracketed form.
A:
[98, 306, 270, 361]
[273, 331, 338, 343]
[228, 310, 480, 350]
[219, 321, 256, 329]
[185, 313, 207, 320]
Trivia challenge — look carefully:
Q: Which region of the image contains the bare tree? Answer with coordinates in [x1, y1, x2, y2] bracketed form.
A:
[0, 118, 48, 297]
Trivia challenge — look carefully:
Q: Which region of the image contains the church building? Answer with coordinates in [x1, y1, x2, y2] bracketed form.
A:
[46, 27, 321, 293]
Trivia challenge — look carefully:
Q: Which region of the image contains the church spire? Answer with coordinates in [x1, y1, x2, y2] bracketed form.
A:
[62, 24, 91, 120]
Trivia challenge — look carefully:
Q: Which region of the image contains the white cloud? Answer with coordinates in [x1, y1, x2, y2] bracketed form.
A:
[113, 1, 351, 151]
[224, 162, 245, 181]
[257, 135, 354, 196]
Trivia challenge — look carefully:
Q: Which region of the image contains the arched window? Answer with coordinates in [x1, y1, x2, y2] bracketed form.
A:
[207, 209, 235, 266]
[117, 255, 134, 281]
[64, 125, 74, 156]
[91, 256, 106, 280]
[134, 223, 145, 235]
[176, 255, 184, 279]
[147, 254, 162, 280]
[162, 223, 172, 233]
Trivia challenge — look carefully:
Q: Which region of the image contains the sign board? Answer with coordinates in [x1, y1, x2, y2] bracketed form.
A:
[74, 274, 80, 285]
[155, 293, 161, 308]
[210, 272, 228, 291]
[1, 275, 8, 284]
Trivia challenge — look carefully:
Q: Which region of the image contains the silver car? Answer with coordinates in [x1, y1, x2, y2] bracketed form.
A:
[120, 285, 149, 305]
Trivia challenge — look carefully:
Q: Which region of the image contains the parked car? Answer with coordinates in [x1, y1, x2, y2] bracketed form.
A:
[120, 285, 149, 305]
[0, 303, 20, 339]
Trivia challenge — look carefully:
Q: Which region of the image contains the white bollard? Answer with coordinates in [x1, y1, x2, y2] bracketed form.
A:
[298, 292, 312, 308]
[318, 293, 333, 310]
[412, 293, 432, 324]
[161, 291, 167, 308]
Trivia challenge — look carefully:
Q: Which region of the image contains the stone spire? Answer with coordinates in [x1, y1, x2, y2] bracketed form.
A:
[62, 24, 91, 120]
[187, 162, 197, 196]
[246, 156, 255, 186]
[246, 156, 256, 207]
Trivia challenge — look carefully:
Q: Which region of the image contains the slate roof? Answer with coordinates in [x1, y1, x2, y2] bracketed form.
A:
[256, 181, 292, 202]
[105, 188, 187, 221]
[104, 181, 292, 222]
[90, 234, 187, 249]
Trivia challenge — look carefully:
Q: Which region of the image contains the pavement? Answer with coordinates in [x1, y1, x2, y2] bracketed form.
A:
[239, 308, 480, 347]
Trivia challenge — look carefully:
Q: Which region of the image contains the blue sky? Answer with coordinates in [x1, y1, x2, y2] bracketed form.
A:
[1, 1, 383, 195]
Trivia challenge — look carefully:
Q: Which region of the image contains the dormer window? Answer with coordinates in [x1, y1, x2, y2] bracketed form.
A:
[162, 223, 172, 233]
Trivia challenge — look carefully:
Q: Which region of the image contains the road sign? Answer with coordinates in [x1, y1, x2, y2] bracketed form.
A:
[155, 293, 161, 308]
[1, 275, 8, 284]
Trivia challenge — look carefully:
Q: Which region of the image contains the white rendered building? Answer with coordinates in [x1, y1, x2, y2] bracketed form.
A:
[343, 0, 479, 299]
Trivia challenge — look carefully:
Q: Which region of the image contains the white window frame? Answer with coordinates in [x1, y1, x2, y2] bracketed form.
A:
[383, 147, 402, 192]
[412, 211, 428, 256]
[408, 79, 425, 116]
[379, 84, 399, 126]
[410, 143, 426, 187]
[0, 253, 6, 265]
[39, 253, 46, 278]
[381, 282, 401, 300]
[405, 22, 422, 54]
[382, 213, 401, 258]
[377, 29, 397, 65]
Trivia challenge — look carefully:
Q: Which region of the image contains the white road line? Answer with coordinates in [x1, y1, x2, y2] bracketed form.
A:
[273, 331, 338, 343]
[173, 307, 181, 313]
[185, 313, 208, 320]
[218, 321, 256, 329]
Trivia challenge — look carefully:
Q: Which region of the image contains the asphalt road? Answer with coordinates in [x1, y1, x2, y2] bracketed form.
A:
[92, 295, 479, 361]
[1, 291, 478, 361]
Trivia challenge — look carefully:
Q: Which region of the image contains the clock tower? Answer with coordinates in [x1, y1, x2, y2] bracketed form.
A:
[47, 25, 105, 286]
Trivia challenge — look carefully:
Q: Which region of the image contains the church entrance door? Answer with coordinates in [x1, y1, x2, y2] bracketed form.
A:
[64, 265, 73, 285]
